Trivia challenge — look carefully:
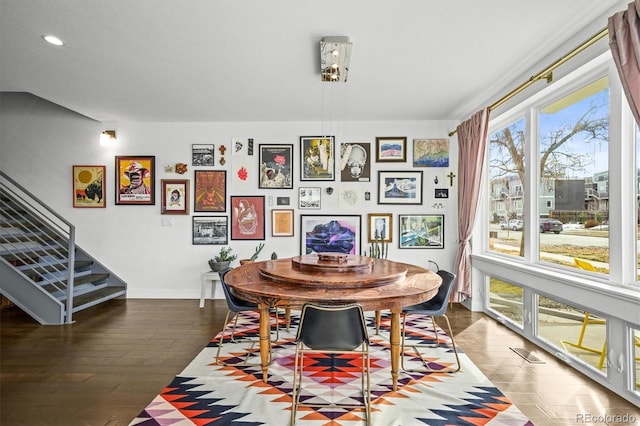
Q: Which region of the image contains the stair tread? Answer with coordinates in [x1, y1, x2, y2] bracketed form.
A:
[72, 286, 126, 308]
[41, 273, 110, 292]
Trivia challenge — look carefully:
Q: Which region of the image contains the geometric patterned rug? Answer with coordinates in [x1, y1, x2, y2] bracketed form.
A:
[130, 311, 534, 425]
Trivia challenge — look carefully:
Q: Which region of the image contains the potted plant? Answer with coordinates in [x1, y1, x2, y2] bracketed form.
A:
[208, 246, 237, 271]
[239, 242, 265, 265]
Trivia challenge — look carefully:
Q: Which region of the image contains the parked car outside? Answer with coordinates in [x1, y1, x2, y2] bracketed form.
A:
[540, 218, 563, 234]
[501, 219, 523, 231]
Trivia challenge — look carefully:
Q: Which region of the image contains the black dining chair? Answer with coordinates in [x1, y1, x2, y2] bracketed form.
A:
[215, 267, 279, 366]
[290, 303, 371, 425]
[400, 269, 461, 373]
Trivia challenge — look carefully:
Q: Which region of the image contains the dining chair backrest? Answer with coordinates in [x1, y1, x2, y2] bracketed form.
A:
[296, 304, 369, 351]
[218, 267, 257, 311]
[422, 270, 456, 316]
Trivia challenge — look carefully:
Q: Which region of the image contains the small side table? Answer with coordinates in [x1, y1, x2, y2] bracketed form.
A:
[200, 271, 221, 308]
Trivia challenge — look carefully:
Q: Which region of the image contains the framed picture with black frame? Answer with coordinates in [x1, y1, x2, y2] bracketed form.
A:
[192, 144, 214, 166]
[398, 214, 444, 249]
[115, 156, 155, 205]
[377, 170, 423, 205]
[300, 214, 361, 255]
[258, 144, 293, 189]
[192, 216, 228, 245]
[300, 136, 335, 181]
[230, 195, 265, 240]
[194, 170, 226, 212]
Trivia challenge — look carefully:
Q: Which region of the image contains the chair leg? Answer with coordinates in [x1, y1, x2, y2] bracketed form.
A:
[363, 345, 371, 424]
[215, 310, 235, 364]
[401, 314, 461, 373]
[560, 312, 607, 369]
[215, 309, 277, 366]
[290, 342, 303, 426]
[290, 345, 371, 425]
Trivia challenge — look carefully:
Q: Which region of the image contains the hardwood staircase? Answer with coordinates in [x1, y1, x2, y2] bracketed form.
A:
[0, 171, 127, 324]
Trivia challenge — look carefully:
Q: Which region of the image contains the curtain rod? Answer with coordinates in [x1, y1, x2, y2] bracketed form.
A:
[448, 26, 609, 137]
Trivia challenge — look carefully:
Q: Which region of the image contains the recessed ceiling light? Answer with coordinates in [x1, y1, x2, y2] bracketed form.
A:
[42, 35, 64, 46]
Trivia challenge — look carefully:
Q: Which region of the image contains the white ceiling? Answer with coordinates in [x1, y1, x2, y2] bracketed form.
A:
[0, 0, 624, 124]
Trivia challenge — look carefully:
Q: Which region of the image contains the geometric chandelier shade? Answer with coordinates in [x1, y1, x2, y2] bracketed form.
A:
[320, 36, 352, 82]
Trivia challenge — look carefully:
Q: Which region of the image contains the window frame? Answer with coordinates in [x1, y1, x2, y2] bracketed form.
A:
[474, 50, 640, 404]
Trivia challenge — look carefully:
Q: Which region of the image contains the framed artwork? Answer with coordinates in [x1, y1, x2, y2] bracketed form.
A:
[340, 142, 370, 182]
[258, 144, 293, 189]
[271, 209, 294, 237]
[399, 214, 444, 249]
[194, 170, 226, 212]
[300, 136, 335, 181]
[435, 188, 449, 199]
[378, 170, 423, 205]
[161, 179, 189, 215]
[375, 137, 407, 162]
[300, 214, 361, 255]
[230, 196, 265, 240]
[72, 165, 106, 208]
[413, 138, 450, 167]
[367, 213, 393, 243]
[192, 216, 228, 245]
[192, 144, 214, 166]
[298, 187, 321, 209]
[115, 156, 155, 205]
[276, 196, 290, 206]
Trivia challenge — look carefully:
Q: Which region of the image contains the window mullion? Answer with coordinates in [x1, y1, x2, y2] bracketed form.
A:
[525, 108, 538, 264]
[608, 62, 636, 286]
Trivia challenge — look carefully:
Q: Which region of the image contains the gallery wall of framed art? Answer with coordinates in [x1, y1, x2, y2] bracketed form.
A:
[83, 131, 451, 260]
[51, 113, 455, 303]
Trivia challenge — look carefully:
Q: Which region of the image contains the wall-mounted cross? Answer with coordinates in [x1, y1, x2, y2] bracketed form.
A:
[447, 172, 456, 186]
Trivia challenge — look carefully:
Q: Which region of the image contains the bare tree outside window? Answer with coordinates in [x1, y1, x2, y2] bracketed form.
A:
[488, 77, 610, 268]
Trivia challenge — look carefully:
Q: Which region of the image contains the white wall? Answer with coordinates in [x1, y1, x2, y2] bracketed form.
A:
[1, 93, 459, 299]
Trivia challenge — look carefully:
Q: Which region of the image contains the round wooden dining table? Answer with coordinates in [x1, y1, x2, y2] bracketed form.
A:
[224, 254, 442, 391]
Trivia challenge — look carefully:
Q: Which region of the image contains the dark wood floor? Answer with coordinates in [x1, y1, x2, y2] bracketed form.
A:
[1, 299, 639, 426]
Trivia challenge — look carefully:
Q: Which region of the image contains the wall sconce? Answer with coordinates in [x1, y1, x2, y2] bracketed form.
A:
[320, 36, 352, 82]
[100, 130, 117, 147]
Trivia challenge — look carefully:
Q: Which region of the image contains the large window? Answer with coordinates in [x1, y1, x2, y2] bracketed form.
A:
[538, 77, 610, 273]
[478, 52, 640, 407]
